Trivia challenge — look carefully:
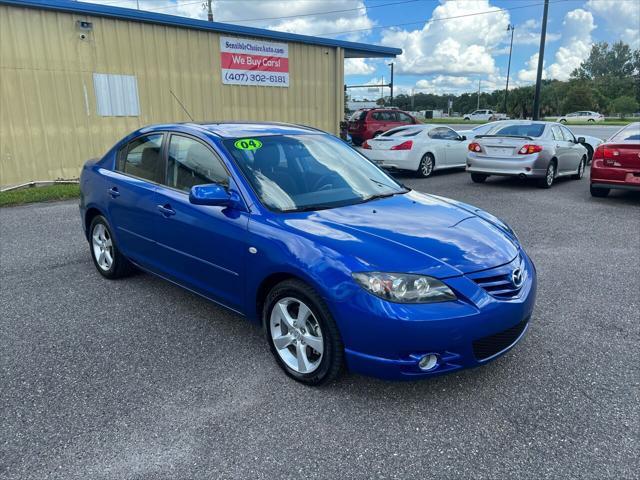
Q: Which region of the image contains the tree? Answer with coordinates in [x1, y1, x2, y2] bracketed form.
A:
[572, 41, 635, 79]
[561, 83, 596, 113]
[609, 96, 639, 116]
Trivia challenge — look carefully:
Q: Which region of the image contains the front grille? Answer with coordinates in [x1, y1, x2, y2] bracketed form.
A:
[472, 319, 528, 360]
[468, 256, 525, 299]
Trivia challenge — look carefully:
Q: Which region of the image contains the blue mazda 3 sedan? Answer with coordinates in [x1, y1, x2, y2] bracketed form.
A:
[80, 122, 536, 385]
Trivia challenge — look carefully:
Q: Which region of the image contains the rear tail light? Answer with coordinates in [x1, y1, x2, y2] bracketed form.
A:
[600, 146, 620, 166]
[518, 145, 543, 155]
[468, 142, 482, 152]
[362, 140, 371, 150]
[391, 140, 413, 150]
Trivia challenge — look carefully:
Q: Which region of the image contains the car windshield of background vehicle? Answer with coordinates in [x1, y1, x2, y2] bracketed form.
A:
[611, 124, 640, 141]
[223, 135, 408, 212]
[489, 123, 546, 138]
[381, 127, 423, 137]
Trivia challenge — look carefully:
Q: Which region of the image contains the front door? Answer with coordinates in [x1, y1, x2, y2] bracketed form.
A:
[152, 133, 249, 312]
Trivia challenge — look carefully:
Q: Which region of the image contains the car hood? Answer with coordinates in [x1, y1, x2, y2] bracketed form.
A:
[278, 190, 519, 278]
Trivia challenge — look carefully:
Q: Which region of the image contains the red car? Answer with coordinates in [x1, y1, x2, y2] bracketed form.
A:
[348, 108, 418, 146]
[590, 122, 640, 197]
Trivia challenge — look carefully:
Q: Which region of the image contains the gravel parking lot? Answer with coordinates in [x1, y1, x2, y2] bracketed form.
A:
[1, 169, 638, 479]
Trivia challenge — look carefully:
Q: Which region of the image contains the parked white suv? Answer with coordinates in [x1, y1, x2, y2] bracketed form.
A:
[557, 111, 605, 123]
[463, 110, 509, 121]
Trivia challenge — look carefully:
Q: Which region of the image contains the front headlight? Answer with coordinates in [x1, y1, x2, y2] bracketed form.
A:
[352, 272, 457, 304]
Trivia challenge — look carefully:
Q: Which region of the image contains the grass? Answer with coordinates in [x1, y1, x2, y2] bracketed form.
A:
[0, 183, 80, 207]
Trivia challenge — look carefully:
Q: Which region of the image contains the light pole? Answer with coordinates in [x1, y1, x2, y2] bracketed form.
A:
[503, 24, 515, 114]
[532, 0, 549, 120]
[477, 78, 481, 110]
[388, 62, 394, 106]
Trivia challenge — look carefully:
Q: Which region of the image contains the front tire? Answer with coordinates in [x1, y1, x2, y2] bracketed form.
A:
[590, 185, 610, 197]
[471, 173, 488, 183]
[264, 279, 344, 386]
[538, 161, 556, 188]
[559, 119, 567, 124]
[89, 215, 134, 279]
[572, 157, 586, 180]
[417, 153, 435, 178]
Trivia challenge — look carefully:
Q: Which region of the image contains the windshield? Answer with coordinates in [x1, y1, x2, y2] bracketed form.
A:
[489, 123, 546, 138]
[223, 134, 407, 212]
[348, 110, 367, 121]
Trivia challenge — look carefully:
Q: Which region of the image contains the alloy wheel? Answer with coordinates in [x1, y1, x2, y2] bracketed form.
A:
[421, 155, 434, 177]
[92, 223, 114, 271]
[546, 163, 555, 186]
[270, 297, 324, 374]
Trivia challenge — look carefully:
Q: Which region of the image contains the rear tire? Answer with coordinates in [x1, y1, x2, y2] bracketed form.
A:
[559, 119, 567, 124]
[264, 279, 344, 386]
[471, 173, 488, 183]
[588, 118, 595, 123]
[572, 157, 586, 180]
[538, 161, 556, 188]
[590, 185, 610, 197]
[89, 215, 134, 279]
[417, 153, 435, 178]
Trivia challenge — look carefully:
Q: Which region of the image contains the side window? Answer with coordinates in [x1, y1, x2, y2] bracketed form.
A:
[551, 126, 564, 141]
[440, 127, 460, 140]
[371, 112, 383, 121]
[561, 127, 575, 143]
[397, 112, 413, 123]
[120, 134, 164, 183]
[428, 127, 446, 139]
[166, 135, 228, 192]
[382, 111, 398, 121]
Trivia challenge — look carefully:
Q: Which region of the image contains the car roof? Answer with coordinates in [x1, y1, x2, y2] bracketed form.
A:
[172, 121, 323, 138]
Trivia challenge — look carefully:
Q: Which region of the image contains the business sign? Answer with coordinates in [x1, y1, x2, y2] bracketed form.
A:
[220, 36, 289, 88]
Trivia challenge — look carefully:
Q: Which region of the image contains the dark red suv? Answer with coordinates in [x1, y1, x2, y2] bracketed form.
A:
[348, 108, 418, 146]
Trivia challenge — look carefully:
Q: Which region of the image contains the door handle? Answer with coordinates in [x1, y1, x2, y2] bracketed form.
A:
[108, 187, 120, 198]
[157, 204, 176, 217]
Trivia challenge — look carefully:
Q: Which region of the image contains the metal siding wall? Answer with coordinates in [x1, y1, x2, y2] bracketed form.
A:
[0, 5, 343, 186]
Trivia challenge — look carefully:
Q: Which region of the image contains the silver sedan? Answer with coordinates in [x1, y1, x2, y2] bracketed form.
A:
[466, 120, 588, 188]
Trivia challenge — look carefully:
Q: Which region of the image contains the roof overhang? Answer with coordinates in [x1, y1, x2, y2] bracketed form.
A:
[1, 0, 402, 58]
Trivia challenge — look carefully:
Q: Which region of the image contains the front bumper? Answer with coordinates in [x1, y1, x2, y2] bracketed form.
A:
[467, 152, 547, 178]
[334, 252, 537, 380]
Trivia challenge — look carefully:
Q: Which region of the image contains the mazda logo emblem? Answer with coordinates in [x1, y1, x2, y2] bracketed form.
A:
[511, 268, 524, 288]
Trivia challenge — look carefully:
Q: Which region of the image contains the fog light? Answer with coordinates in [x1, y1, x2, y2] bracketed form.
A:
[418, 354, 439, 371]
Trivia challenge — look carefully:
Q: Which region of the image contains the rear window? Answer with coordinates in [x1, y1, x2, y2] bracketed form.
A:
[610, 124, 640, 142]
[349, 110, 367, 122]
[491, 123, 546, 138]
[381, 127, 423, 137]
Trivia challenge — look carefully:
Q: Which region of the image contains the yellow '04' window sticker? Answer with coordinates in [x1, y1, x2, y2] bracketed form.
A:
[234, 138, 263, 151]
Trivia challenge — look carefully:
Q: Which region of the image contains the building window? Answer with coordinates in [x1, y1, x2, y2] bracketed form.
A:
[93, 73, 140, 116]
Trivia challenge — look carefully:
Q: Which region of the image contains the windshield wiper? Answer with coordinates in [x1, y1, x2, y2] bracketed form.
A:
[361, 191, 400, 203]
[368, 177, 409, 191]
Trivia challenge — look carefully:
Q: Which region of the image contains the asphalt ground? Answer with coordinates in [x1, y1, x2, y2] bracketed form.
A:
[1, 168, 638, 479]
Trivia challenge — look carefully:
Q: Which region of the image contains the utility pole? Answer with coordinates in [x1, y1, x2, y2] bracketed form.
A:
[503, 24, 515, 114]
[532, 0, 549, 120]
[388, 62, 394, 106]
[477, 79, 481, 110]
[205, 0, 213, 22]
[411, 87, 415, 111]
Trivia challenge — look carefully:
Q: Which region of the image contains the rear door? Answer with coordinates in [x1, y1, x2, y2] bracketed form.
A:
[104, 133, 164, 269]
[551, 125, 572, 172]
[152, 133, 249, 311]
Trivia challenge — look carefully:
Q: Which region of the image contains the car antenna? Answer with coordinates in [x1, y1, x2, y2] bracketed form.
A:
[169, 89, 194, 122]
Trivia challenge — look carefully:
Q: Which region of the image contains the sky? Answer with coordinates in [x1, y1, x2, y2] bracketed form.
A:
[84, 0, 639, 99]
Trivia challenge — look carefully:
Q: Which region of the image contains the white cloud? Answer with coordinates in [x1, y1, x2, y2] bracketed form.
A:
[512, 19, 561, 46]
[83, 0, 375, 40]
[344, 58, 376, 75]
[518, 53, 546, 83]
[547, 9, 595, 80]
[586, 0, 639, 48]
[381, 0, 510, 76]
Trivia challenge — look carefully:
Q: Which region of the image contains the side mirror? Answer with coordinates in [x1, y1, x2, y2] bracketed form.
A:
[577, 137, 586, 144]
[459, 135, 467, 141]
[189, 183, 231, 206]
